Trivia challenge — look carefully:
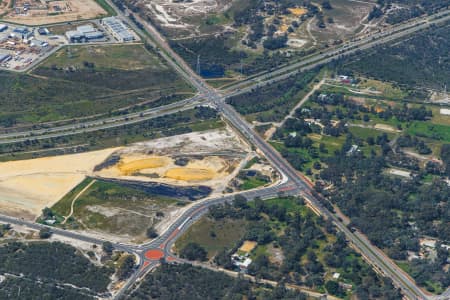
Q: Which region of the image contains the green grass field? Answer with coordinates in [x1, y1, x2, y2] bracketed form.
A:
[407, 122, 450, 143]
[175, 217, 248, 259]
[52, 177, 94, 217]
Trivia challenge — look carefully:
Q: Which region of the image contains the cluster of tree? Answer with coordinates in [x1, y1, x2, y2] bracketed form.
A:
[117, 255, 136, 280]
[368, 6, 383, 21]
[227, 69, 319, 122]
[208, 196, 401, 298]
[127, 263, 307, 300]
[441, 144, 450, 176]
[0, 242, 113, 293]
[0, 276, 95, 300]
[263, 35, 288, 50]
[318, 150, 450, 290]
[339, 24, 450, 90]
[179, 242, 208, 261]
[397, 134, 432, 154]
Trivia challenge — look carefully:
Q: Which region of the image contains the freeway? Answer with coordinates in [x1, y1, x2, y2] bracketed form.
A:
[0, 95, 206, 144]
[0, 4, 447, 300]
[123, 8, 437, 300]
[0, 10, 448, 144]
[222, 9, 450, 94]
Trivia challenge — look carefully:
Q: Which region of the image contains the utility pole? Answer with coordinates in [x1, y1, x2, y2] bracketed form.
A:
[240, 58, 243, 77]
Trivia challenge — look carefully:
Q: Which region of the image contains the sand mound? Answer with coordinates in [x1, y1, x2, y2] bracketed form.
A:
[118, 157, 169, 175]
[288, 7, 307, 16]
[164, 168, 215, 181]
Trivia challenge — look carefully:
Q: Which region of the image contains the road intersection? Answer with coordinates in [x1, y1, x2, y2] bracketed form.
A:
[1, 5, 449, 300]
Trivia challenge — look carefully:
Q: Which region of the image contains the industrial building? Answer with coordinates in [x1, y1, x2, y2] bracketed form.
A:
[101, 17, 134, 42]
[65, 30, 84, 43]
[13, 27, 28, 34]
[38, 27, 49, 35]
[65, 24, 105, 43]
[30, 39, 49, 48]
[0, 52, 12, 63]
[77, 24, 96, 35]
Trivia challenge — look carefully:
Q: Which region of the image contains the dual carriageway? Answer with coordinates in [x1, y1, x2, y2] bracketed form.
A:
[1, 5, 450, 300]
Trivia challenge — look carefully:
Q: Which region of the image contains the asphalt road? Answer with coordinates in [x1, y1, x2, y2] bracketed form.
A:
[0, 5, 448, 300]
[0, 9, 448, 145]
[126, 9, 438, 300]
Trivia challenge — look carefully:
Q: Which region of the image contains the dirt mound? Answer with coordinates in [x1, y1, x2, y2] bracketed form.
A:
[118, 157, 170, 175]
[164, 168, 216, 181]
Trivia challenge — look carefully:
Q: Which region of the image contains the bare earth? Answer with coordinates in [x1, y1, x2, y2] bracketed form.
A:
[3, 0, 107, 25]
[0, 148, 118, 220]
[95, 127, 251, 194]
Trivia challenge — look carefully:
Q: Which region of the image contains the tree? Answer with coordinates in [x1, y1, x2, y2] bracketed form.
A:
[146, 227, 158, 239]
[322, 1, 332, 9]
[325, 280, 343, 296]
[117, 255, 135, 280]
[42, 207, 54, 219]
[39, 228, 52, 239]
[102, 241, 114, 255]
[179, 242, 208, 261]
[233, 195, 248, 209]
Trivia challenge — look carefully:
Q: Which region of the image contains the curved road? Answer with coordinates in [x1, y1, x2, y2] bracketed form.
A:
[0, 4, 448, 300]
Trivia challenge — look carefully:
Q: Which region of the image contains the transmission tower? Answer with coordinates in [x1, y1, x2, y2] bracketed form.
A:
[196, 55, 201, 75]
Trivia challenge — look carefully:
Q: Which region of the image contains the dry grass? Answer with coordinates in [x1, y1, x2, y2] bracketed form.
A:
[239, 240, 257, 253]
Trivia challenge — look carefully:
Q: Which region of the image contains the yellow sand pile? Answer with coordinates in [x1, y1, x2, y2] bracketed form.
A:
[279, 24, 289, 33]
[118, 157, 169, 175]
[288, 7, 307, 16]
[164, 168, 215, 181]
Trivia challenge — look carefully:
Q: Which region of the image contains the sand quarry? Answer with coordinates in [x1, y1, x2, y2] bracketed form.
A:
[0, 128, 251, 220]
[95, 128, 251, 190]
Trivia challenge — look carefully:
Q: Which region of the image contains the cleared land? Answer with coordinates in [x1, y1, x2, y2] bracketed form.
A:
[95, 128, 251, 193]
[3, 0, 109, 25]
[34, 128, 259, 242]
[0, 148, 117, 220]
[0, 127, 249, 221]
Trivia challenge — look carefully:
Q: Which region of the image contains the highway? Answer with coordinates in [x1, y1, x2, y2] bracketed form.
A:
[0, 95, 206, 144]
[222, 8, 450, 94]
[0, 4, 448, 300]
[0, 8, 449, 144]
[121, 7, 438, 300]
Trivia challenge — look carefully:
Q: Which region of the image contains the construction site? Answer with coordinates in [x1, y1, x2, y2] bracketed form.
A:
[0, 128, 277, 242]
[3, 0, 108, 25]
